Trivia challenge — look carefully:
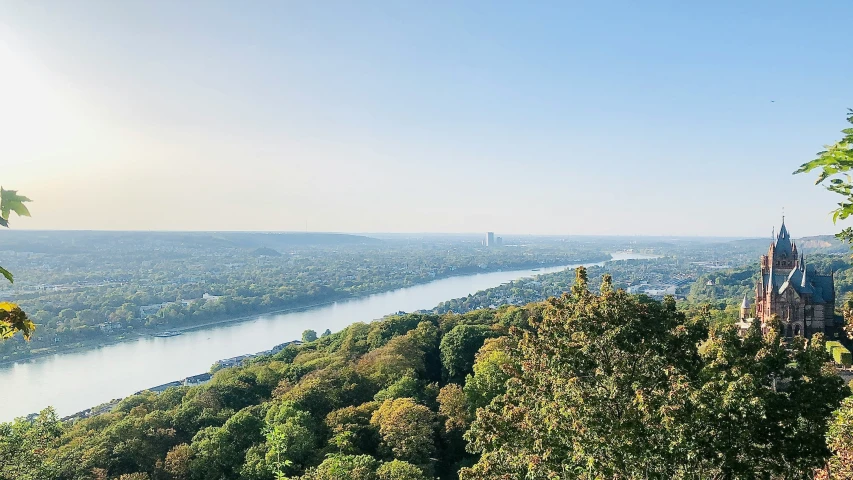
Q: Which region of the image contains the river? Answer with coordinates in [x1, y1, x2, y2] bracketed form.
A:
[0, 252, 653, 421]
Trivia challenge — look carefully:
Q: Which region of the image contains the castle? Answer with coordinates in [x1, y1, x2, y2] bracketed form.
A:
[739, 219, 836, 338]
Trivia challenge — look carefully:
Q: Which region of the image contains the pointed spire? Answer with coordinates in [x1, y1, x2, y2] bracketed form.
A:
[741, 295, 749, 309]
[799, 251, 805, 271]
[801, 263, 808, 288]
[778, 217, 789, 240]
[771, 217, 795, 256]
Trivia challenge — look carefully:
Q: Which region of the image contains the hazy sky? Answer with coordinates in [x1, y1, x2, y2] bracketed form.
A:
[1, 1, 851, 236]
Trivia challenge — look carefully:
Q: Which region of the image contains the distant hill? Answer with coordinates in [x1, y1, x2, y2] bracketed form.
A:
[214, 232, 383, 249]
[0, 231, 382, 254]
[723, 235, 849, 256]
[797, 235, 848, 253]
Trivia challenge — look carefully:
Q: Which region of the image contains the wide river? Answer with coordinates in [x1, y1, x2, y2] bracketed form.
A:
[0, 252, 651, 421]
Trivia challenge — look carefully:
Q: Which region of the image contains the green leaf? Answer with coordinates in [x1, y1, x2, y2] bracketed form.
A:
[0, 266, 12, 283]
[0, 187, 32, 221]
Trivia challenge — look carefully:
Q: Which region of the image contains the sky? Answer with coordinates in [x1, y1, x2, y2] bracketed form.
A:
[1, 1, 851, 237]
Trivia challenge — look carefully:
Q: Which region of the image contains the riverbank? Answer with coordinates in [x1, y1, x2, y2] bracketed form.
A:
[3, 255, 655, 420]
[0, 255, 610, 366]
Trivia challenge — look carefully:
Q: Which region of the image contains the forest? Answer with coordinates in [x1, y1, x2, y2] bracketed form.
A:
[2, 269, 851, 480]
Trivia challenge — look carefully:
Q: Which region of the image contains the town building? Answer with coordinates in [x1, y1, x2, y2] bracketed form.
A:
[738, 219, 837, 338]
[485, 232, 495, 247]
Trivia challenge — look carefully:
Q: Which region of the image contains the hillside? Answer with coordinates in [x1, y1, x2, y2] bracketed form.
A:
[797, 234, 849, 253]
[4, 271, 850, 479]
[0, 231, 382, 254]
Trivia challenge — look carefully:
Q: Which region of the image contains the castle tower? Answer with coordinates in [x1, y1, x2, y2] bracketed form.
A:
[752, 218, 835, 338]
[740, 295, 750, 320]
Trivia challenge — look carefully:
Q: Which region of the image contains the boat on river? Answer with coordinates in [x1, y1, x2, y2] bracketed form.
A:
[152, 331, 182, 338]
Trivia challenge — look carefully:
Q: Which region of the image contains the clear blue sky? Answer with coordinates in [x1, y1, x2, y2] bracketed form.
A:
[1, 1, 851, 236]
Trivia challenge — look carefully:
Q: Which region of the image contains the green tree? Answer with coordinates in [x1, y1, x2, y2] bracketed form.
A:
[265, 401, 319, 478]
[693, 325, 847, 477]
[373, 375, 427, 404]
[797, 113, 853, 479]
[298, 454, 379, 480]
[815, 397, 853, 479]
[163, 443, 192, 480]
[436, 383, 470, 434]
[0, 187, 34, 340]
[188, 406, 265, 480]
[0, 408, 61, 480]
[302, 329, 318, 343]
[117, 474, 150, 480]
[376, 459, 428, 480]
[462, 336, 513, 411]
[794, 108, 853, 241]
[461, 268, 847, 479]
[370, 398, 436, 467]
[439, 324, 497, 384]
[325, 402, 380, 456]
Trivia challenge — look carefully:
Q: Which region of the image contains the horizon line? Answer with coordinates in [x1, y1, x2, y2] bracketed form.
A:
[3, 228, 843, 240]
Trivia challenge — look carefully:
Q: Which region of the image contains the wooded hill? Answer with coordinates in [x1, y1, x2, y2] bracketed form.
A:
[2, 268, 852, 479]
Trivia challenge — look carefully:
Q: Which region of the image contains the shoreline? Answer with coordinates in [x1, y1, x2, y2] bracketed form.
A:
[0, 256, 609, 367]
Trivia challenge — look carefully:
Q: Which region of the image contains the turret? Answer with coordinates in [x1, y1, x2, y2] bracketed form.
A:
[740, 295, 750, 320]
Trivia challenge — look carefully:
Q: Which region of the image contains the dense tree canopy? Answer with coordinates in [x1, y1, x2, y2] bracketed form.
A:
[461, 269, 849, 479]
[1, 270, 851, 479]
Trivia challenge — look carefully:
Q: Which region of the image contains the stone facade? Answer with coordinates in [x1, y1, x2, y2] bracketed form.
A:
[742, 220, 836, 338]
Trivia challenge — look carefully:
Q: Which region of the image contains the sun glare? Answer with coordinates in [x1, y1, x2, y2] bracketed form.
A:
[0, 29, 81, 165]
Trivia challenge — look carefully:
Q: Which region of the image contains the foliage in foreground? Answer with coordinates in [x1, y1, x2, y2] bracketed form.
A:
[795, 109, 853, 241]
[1, 269, 851, 479]
[462, 270, 849, 479]
[0, 186, 35, 340]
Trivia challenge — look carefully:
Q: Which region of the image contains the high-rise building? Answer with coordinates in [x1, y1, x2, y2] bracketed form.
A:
[485, 232, 495, 247]
[496, 236, 503, 246]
